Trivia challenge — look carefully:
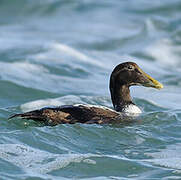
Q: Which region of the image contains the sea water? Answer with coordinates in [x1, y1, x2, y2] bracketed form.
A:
[0, 0, 181, 179]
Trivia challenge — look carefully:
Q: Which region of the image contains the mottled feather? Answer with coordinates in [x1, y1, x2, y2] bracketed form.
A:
[9, 105, 121, 125]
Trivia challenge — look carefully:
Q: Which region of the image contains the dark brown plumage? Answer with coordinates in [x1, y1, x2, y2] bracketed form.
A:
[9, 105, 121, 125]
[9, 62, 163, 125]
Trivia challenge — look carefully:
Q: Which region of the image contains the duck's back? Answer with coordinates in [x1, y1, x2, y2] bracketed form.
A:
[9, 104, 120, 125]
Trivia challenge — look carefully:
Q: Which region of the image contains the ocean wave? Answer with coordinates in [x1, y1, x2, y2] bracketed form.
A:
[144, 143, 181, 170]
[0, 61, 106, 94]
[0, 143, 100, 175]
[20, 95, 84, 112]
[145, 38, 181, 68]
[30, 42, 107, 70]
[20, 95, 112, 112]
[0, 143, 135, 175]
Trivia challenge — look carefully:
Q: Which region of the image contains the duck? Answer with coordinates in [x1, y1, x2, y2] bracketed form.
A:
[9, 62, 163, 125]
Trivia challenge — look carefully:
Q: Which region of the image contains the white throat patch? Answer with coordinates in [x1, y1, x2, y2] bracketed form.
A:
[122, 104, 142, 116]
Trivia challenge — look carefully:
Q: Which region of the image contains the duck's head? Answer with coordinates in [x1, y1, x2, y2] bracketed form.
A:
[110, 62, 163, 89]
[110, 62, 163, 110]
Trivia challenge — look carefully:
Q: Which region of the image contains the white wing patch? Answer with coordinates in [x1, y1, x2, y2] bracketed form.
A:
[74, 104, 118, 113]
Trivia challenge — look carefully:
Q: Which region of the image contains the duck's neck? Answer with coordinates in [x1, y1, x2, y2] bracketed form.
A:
[110, 84, 133, 112]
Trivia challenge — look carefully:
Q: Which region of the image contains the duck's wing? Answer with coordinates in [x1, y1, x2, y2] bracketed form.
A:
[9, 105, 120, 125]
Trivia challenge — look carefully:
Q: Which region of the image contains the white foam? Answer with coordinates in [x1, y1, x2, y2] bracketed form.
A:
[52, 43, 104, 66]
[0, 61, 46, 86]
[145, 18, 158, 37]
[0, 144, 138, 175]
[31, 42, 105, 69]
[21, 98, 64, 112]
[0, 61, 56, 91]
[134, 86, 181, 109]
[0, 61, 96, 94]
[0, 144, 101, 174]
[144, 143, 181, 170]
[145, 38, 181, 67]
[21, 95, 84, 112]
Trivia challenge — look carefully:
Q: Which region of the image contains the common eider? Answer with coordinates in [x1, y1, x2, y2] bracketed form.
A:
[9, 62, 163, 125]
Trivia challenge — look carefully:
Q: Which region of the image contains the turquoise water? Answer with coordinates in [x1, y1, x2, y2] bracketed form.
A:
[1, 0, 181, 179]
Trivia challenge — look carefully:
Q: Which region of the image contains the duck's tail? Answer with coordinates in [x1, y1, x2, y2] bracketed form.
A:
[8, 110, 43, 121]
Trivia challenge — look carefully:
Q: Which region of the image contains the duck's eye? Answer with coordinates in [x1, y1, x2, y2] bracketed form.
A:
[127, 66, 134, 70]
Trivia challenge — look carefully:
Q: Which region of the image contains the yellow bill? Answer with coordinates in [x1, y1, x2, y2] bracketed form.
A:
[139, 68, 163, 89]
